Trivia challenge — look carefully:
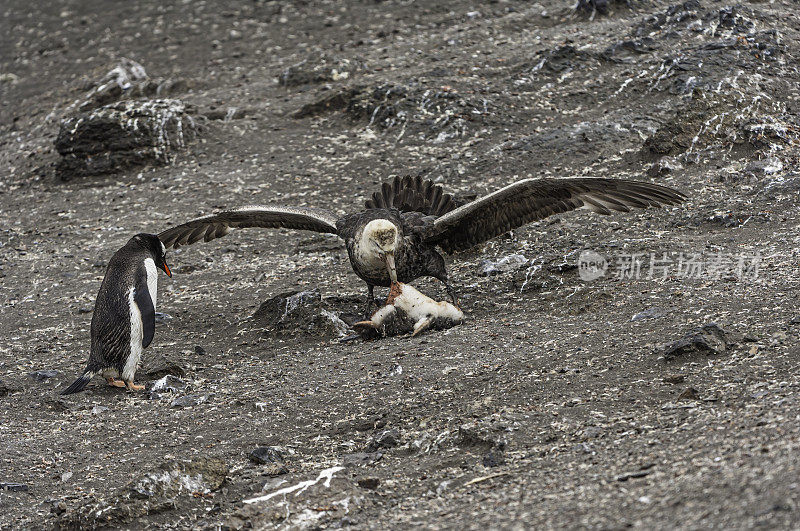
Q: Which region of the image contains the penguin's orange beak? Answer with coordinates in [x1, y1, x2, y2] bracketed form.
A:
[161, 261, 172, 277]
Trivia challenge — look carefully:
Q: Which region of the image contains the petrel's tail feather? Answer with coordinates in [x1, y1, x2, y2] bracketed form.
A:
[61, 370, 95, 395]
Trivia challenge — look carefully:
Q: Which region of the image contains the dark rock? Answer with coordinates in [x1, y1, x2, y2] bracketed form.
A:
[364, 429, 400, 452]
[642, 121, 691, 158]
[132, 459, 228, 499]
[51, 501, 67, 515]
[170, 394, 206, 408]
[250, 290, 350, 338]
[678, 387, 701, 401]
[0, 482, 29, 492]
[647, 157, 683, 178]
[580, 426, 604, 439]
[333, 414, 388, 434]
[202, 107, 249, 121]
[194, 345, 206, 356]
[341, 452, 383, 467]
[576, 0, 629, 16]
[643, 67, 794, 159]
[148, 375, 187, 398]
[293, 83, 489, 141]
[129, 461, 220, 499]
[615, 470, 651, 482]
[248, 447, 284, 465]
[547, 260, 578, 274]
[746, 156, 783, 176]
[29, 370, 59, 381]
[707, 212, 750, 228]
[44, 397, 74, 412]
[663, 374, 686, 384]
[154, 312, 173, 323]
[662, 323, 728, 361]
[0, 379, 18, 397]
[55, 99, 197, 180]
[262, 463, 289, 477]
[602, 38, 656, 62]
[632, 307, 664, 321]
[176, 263, 204, 274]
[236, 466, 354, 528]
[357, 477, 380, 490]
[58, 459, 227, 527]
[457, 424, 497, 451]
[67, 58, 196, 113]
[482, 450, 505, 468]
[480, 254, 528, 276]
[292, 88, 362, 119]
[279, 54, 365, 87]
[789, 316, 800, 325]
[761, 175, 800, 195]
[533, 45, 596, 75]
[142, 355, 186, 380]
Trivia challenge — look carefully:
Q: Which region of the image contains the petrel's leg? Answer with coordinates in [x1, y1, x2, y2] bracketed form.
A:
[106, 377, 126, 388]
[444, 282, 458, 306]
[432, 268, 458, 305]
[364, 284, 377, 317]
[436, 275, 458, 305]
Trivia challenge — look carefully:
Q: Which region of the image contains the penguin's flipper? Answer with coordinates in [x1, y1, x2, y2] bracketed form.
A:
[134, 269, 156, 348]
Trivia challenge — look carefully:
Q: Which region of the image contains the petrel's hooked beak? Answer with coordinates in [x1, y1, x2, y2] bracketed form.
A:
[161, 260, 172, 278]
[383, 251, 397, 283]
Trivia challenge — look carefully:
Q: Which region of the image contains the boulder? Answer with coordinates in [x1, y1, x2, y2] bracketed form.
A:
[55, 99, 197, 179]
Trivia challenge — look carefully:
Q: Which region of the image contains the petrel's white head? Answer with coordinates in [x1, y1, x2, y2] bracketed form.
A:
[360, 219, 400, 281]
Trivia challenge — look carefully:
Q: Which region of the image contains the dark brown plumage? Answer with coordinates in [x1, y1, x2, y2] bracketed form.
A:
[427, 177, 685, 252]
[158, 176, 685, 310]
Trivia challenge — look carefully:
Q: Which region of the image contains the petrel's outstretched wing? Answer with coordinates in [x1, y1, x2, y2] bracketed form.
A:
[159, 206, 340, 249]
[425, 178, 686, 253]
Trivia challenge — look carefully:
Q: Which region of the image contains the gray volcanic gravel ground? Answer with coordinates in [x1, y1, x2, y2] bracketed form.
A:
[2, 0, 800, 528]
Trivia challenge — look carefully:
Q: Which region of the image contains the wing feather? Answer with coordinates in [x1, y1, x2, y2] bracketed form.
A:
[364, 175, 461, 216]
[427, 178, 686, 253]
[159, 206, 339, 249]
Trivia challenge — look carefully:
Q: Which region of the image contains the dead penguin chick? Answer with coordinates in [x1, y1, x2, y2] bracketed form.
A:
[353, 282, 464, 338]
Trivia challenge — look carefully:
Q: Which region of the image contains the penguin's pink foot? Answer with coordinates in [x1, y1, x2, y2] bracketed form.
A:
[125, 381, 145, 391]
[106, 378, 126, 388]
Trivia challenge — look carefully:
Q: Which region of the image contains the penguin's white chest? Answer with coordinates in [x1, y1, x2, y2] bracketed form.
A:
[122, 259, 158, 381]
[124, 288, 143, 381]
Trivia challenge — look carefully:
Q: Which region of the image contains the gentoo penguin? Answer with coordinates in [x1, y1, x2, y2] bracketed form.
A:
[61, 233, 171, 394]
[352, 281, 464, 337]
